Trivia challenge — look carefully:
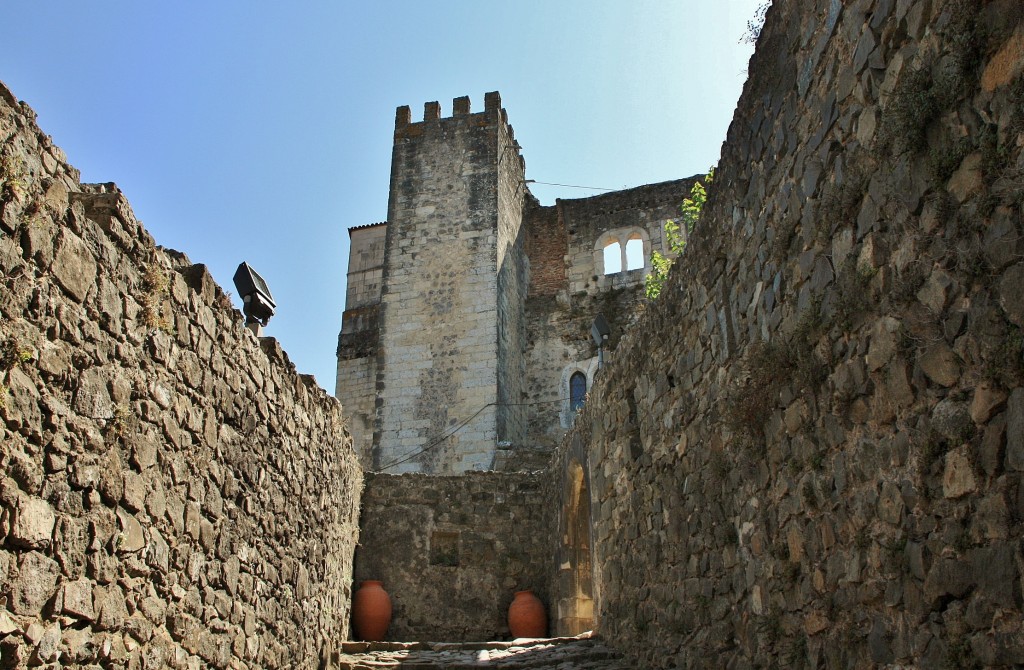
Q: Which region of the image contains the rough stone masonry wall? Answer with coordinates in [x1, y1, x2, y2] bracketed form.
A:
[352, 472, 552, 641]
[375, 97, 511, 474]
[561, 0, 1024, 667]
[494, 115, 529, 453]
[337, 223, 387, 469]
[0, 82, 363, 669]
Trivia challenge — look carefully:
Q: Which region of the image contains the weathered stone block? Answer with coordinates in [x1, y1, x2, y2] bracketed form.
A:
[866, 316, 900, 371]
[51, 230, 97, 302]
[971, 384, 1007, 424]
[919, 343, 960, 388]
[942, 446, 978, 499]
[10, 495, 55, 549]
[95, 584, 129, 631]
[931, 399, 972, 444]
[10, 551, 59, 616]
[62, 577, 96, 620]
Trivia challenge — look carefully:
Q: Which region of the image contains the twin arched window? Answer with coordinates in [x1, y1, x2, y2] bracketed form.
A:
[598, 231, 648, 276]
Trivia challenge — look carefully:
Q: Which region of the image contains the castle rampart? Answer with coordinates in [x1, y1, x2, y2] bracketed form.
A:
[553, 0, 1024, 666]
[0, 82, 362, 668]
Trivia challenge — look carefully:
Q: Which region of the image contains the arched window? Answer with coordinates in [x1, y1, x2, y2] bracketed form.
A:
[569, 372, 587, 412]
[625, 236, 644, 271]
[602, 242, 622, 275]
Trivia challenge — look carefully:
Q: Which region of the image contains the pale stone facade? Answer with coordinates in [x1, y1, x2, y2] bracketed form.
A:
[336, 94, 693, 473]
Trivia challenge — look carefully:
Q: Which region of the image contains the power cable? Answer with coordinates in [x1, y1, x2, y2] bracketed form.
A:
[372, 396, 576, 473]
[524, 179, 616, 191]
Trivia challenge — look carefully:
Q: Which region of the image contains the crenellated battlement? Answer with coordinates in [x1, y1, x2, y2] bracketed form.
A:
[394, 91, 512, 137]
[393, 91, 524, 175]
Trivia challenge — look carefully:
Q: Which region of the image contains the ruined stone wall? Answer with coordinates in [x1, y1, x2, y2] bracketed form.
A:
[352, 472, 552, 641]
[523, 197, 566, 298]
[521, 181, 695, 451]
[0, 82, 363, 669]
[559, 0, 1024, 666]
[561, 179, 693, 296]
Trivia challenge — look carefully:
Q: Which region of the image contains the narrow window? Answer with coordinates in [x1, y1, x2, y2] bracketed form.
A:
[603, 242, 622, 274]
[569, 372, 587, 412]
[625, 237, 644, 271]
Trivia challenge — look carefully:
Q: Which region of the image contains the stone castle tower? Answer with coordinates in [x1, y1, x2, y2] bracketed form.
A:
[338, 92, 694, 473]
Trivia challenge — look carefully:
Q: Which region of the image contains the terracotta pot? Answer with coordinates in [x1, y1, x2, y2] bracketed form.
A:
[352, 580, 392, 641]
[508, 589, 547, 638]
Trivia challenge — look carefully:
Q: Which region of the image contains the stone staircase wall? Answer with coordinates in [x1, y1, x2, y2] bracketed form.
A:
[0, 82, 363, 669]
[559, 0, 1024, 666]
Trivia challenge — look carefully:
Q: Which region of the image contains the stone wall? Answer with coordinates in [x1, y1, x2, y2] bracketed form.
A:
[558, 0, 1024, 666]
[0, 82, 363, 669]
[337, 223, 386, 468]
[495, 115, 530, 453]
[559, 179, 694, 296]
[520, 181, 697, 451]
[352, 472, 552, 641]
[523, 197, 565, 298]
[372, 94, 526, 474]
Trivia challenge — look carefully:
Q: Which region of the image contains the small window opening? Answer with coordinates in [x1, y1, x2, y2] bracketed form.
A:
[430, 531, 460, 566]
[570, 372, 587, 412]
[603, 242, 622, 275]
[625, 237, 644, 271]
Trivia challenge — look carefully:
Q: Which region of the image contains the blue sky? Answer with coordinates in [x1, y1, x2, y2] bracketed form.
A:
[2, 1, 762, 392]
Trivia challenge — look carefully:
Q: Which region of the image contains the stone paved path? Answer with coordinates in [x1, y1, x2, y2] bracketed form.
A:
[334, 633, 630, 669]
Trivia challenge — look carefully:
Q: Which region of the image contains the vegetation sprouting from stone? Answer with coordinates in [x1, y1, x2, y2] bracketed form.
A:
[645, 168, 713, 300]
[0, 335, 33, 372]
[0, 152, 28, 202]
[141, 263, 172, 332]
[0, 335, 33, 409]
[739, 2, 772, 45]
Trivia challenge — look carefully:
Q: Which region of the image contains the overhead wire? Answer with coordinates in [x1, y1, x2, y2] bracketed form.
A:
[524, 180, 610, 190]
[372, 395, 577, 473]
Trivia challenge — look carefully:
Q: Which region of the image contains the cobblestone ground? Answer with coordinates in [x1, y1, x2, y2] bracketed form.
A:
[334, 633, 630, 669]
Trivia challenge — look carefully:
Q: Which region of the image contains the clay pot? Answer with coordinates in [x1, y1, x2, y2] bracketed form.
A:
[352, 580, 392, 641]
[508, 589, 547, 638]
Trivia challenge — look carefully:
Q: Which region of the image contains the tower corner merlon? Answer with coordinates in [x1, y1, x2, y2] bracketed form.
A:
[395, 105, 411, 128]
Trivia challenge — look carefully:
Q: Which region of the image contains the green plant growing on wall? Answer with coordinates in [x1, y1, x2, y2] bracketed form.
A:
[739, 2, 772, 45]
[141, 263, 173, 332]
[107, 402, 134, 440]
[0, 153, 28, 202]
[646, 168, 714, 299]
[833, 259, 876, 332]
[0, 336, 33, 371]
[0, 335, 33, 411]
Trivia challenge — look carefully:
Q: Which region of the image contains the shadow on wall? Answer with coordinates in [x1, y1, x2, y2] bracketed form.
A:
[552, 433, 596, 637]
